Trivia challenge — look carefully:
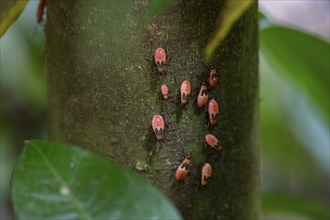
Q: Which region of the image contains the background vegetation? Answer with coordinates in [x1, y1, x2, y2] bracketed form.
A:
[1, 1, 329, 219]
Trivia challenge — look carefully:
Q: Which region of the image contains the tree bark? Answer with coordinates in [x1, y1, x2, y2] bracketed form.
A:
[46, 0, 259, 219]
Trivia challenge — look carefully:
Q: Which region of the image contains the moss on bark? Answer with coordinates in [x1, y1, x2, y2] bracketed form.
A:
[46, 0, 258, 219]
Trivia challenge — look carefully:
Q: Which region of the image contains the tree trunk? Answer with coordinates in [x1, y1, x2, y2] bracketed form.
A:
[46, 1, 259, 219]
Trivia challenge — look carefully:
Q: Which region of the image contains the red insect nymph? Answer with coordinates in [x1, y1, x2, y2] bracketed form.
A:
[152, 114, 165, 141]
[205, 134, 222, 151]
[208, 99, 219, 126]
[154, 47, 167, 74]
[201, 163, 212, 186]
[208, 65, 218, 88]
[197, 82, 208, 108]
[160, 84, 169, 100]
[175, 156, 191, 181]
[180, 80, 191, 105]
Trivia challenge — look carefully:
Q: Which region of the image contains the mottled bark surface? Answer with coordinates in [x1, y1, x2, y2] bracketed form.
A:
[46, 1, 258, 219]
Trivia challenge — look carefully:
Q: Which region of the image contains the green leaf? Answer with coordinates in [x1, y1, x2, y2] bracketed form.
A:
[262, 192, 330, 220]
[204, 0, 255, 61]
[12, 140, 182, 220]
[260, 26, 330, 121]
[0, 0, 29, 37]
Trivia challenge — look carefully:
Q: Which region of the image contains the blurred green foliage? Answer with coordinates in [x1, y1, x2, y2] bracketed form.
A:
[1, 1, 46, 219]
[260, 24, 329, 122]
[0, 2, 329, 220]
[260, 13, 329, 219]
[262, 192, 330, 220]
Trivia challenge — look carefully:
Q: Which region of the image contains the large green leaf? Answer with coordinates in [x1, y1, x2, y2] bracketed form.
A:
[260, 25, 330, 120]
[12, 140, 182, 220]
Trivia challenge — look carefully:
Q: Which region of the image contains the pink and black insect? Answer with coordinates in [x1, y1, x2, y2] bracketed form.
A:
[208, 65, 218, 89]
[180, 80, 191, 105]
[154, 47, 167, 74]
[201, 163, 212, 186]
[160, 84, 169, 100]
[197, 82, 209, 108]
[208, 99, 219, 126]
[149, 114, 168, 154]
[205, 134, 222, 151]
[175, 156, 191, 181]
[152, 114, 165, 141]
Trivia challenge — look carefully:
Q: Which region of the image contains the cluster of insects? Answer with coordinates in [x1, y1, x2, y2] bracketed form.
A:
[36, 0, 223, 191]
[150, 46, 222, 188]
